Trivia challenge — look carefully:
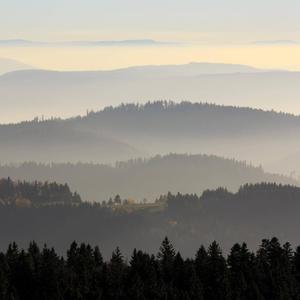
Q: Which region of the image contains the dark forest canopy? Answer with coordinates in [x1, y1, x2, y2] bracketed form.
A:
[1, 182, 300, 257]
[0, 154, 297, 202]
[0, 178, 81, 206]
[1, 237, 300, 300]
[1, 101, 300, 176]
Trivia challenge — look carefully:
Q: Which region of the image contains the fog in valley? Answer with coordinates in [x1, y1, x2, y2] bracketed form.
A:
[1, 63, 300, 123]
[0, 100, 300, 178]
[0, 154, 297, 202]
[1, 59, 300, 257]
[2, 1, 300, 298]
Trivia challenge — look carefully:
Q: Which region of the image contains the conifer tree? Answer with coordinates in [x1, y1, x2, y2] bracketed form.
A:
[157, 237, 176, 286]
[205, 241, 230, 300]
[105, 247, 125, 300]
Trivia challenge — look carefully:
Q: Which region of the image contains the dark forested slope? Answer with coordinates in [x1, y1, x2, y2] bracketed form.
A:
[1, 182, 300, 257]
[0, 178, 81, 206]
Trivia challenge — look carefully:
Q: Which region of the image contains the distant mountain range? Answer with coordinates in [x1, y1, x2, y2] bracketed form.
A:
[0, 58, 34, 75]
[0, 39, 169, 47]
[0, 101, 300, 176]
[0, 154, 296, 202]
[0, 62, 299, 123]
[2, 38, 299, 47]
[251, 40, 300, 45]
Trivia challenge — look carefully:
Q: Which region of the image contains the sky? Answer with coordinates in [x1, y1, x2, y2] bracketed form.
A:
[0, 0, 300, 70]
[1, 0, 300, 42]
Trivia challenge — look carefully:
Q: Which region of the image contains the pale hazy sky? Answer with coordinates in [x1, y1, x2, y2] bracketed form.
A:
[1, 0, 299, 42]
[0, 0, 300, 70]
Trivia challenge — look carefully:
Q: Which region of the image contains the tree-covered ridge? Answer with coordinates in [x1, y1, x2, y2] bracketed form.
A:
[94, 100, 299, 119]
[80, 100, 300, 133]
[0, 154, 297, 202]
[3, 101, 300, 128]
[1, 101, 300, 175]
[0, 237, 300, 300]
[2, 66, 300, 124]
[165, 182, 300, 221]
[1, 183, 300, 257]
[4, 101, 300, 140]
[0, 178, 81, 206]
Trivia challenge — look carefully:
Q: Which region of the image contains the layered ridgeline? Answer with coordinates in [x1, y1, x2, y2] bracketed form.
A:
[1, 62, 300, 123]
[0, 154, 297, 202]
[1, 182, 300, 257]
[1, 102, 300, 175]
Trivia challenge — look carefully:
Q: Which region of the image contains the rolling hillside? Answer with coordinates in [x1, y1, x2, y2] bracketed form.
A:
[1, 63, 300, 122]
[0, 101, 299, 175]
[1, 183, 300, 256]
[0, 154, 297, 202]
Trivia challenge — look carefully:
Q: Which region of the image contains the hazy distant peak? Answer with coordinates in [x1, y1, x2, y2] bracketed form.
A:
[113, 62, 265, 76]
[1, 64, 300, 123]
[65, 39, 167, 46]
[0, 58, 34, 75]
[0, 62, 267, 80]
[0, 39, 38, 46]
[0, 39, 171, 47]
[251, 40, 299, 45]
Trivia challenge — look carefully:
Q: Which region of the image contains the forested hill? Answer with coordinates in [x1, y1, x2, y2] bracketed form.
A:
[1, 65, 300, 122]
[0, 178, 81, 206]
[0, 154, 297, 202]
[0, 117, 138, 163]
[1, 183, 300, 257]
[78, 101, 300, 137]
[0, 102, 300, 175]
[5, 101, 298, 137]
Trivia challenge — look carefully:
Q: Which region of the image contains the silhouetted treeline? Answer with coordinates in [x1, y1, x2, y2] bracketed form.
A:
[1, 183, 300, 257]
[0, 178, 81, 206]
[1, 237, 300, 300]
[0, 154, 296, 202]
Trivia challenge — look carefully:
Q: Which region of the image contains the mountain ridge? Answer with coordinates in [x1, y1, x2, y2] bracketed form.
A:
[0, 153, 297, 202]
[1, 63, 300, 123]
[0, 39, 169, 47]
[1, 101, 300, 177]
[0, 58, 34, 75]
